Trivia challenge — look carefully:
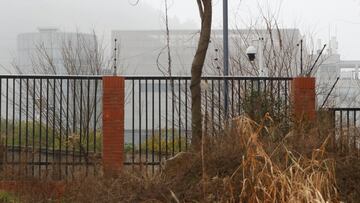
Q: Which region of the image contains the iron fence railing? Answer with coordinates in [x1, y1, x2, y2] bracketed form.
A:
[0, 75, 103, 179]
[124, 76, 293, 171]
[329, 108, 360, 152]
[0, 74, 294, 176]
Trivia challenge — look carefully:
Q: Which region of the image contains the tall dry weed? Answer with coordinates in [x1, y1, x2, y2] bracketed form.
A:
[11, 115, 341, 202]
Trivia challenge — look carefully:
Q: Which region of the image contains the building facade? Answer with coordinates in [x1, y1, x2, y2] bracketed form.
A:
[17, 28, 97, 74]
[111, 29, 303, 77]
[112, 29, 303, 135]
[316, 37, 360, 108]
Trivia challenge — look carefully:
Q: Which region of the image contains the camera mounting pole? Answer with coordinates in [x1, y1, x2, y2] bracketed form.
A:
[246, 37, 267, 77]
[223, 0, 229, 119]
[258, 37, 267, 77]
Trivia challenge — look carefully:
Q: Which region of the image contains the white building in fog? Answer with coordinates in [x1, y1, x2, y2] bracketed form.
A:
[317, 37, 360, 108]
[17, 28, 97, 74]
[113, 29, 303, 135]
[112, 29, 302, 77]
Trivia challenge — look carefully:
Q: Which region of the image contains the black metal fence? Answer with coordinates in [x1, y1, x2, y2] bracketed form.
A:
[124, 76, 293, 171]
[0, 75, 293, 177]
[329, 108, 360, 152]
[0, 75, 103, 179]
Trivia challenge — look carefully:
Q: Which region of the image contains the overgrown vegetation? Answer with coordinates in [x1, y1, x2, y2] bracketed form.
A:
[1, 112, 360, 202]
[5, 114, 360, 202]
[0, 119, 102, 153]
[124, 129, 187, 154]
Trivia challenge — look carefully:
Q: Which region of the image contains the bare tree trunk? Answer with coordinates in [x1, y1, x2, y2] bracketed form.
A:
[191, 0, 212, 150]
[164, 0, 172, 76]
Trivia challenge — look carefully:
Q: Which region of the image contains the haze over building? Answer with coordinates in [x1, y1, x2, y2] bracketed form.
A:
[16, 27, 360, 108]
[112, 28, 303, 77]
[317, 37, 360, 108]
[17, 28, 97, 74]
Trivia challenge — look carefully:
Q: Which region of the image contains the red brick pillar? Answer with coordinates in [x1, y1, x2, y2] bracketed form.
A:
[291, 77, 316, 122]
[102, 76, 125, 175]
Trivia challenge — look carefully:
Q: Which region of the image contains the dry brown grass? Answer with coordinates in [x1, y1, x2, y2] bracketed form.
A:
[3, 115, 346, 202]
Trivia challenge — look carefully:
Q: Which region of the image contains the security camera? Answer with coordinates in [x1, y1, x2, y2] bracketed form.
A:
[246, 45, 257, 61]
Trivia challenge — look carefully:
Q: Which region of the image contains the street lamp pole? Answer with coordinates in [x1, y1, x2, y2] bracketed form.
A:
[223, 0, 229, 118]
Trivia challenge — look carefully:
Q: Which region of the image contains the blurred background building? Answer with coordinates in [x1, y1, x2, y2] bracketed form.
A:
[111, 29, 303, 77]
[316, 37, 360, 108]
[17, 28, 97, 74]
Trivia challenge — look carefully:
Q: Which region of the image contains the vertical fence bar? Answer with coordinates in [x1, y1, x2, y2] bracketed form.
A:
[79, 79, 83, 168]
[204, 80, 208, 136]
[39, 79, 42, 177]
[0, 79, 1, 168]
[178, 79, 181, 152]
[138, 79, 142, 167]
[347, 110, 350, 152]
[218, 79, 221, 132]
[185, 79, 188, 151]
[276, 80, 282, 118]
[86, 79, 90, 175]
[158, 79, 162, 165]
[263, 79, 267, 113]
[45, 79, 49, 174]
[66, 79, 70, 177]
[231, 78, 234, 118]
[340, 110, 343, 152]
[354, 110, 357, 151]
[211, 80, 214, 135]
[270, 80, 273, 100]
[145, 80, 148, 167]
[250, 80, 254, 110]
[171, 79, 175, 157]
[59, 79, 63, 179]
[285, 80, 288, 125]
[151, 79, 155, 172]
[238, 80, 241, 115]
[332, 110, 336, 150]
[5, 79, 8, 165]
[165, 79, 168, 159]
[25, 78, 29, 175]
[32, 79, 35, 176]
[52, 79, 56, 176]
[244, 80, 247, 112]
[264, 79, 267, 94]
[18, 78, 22, 175]
[131, 80, 135, 168]
[93, 79, 98, 175]
[12, 79, 15, 173]
[0, 79, 2, 154]
[72, 79, 76, 178]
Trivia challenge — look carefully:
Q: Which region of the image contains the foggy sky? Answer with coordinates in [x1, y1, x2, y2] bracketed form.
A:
[1, 0, 360, 67]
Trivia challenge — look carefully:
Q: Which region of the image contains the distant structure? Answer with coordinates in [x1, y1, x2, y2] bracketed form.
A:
[112, 29, 303, 133]
[316, 37, 360, 108]
[112, 30, 360, 108]
[111, 29, 303, 77]
[17, 28, 97, 74]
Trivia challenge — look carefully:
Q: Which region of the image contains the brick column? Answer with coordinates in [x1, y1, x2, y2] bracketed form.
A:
[102, 76, 125, 175]
[291, 77, 316, 122]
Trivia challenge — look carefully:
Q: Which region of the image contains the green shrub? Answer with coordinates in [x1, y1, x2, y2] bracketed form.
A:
[0, 191, 19, 203]
[124, 129, 189, 155]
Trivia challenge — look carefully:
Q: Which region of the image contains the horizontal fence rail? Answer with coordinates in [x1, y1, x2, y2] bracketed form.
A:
[0, 75, 103, 179]
[124, 76, 293, 171]
[329, 108, 360, 153]
[0, 75, 294, 177]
